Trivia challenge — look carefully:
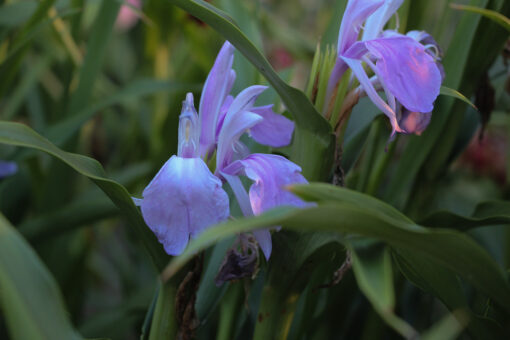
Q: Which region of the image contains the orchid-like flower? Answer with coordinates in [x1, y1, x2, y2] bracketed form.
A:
[327, 0, 444, 135]
[136, 42, 307, 259]
[0, 161, 17, 179]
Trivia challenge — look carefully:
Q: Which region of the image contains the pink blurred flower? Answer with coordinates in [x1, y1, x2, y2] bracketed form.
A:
[115, 0, 141, 31]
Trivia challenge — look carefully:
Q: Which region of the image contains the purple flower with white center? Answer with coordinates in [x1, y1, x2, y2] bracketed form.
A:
[136, 41, 307, 258]
[328, 0, 444, 135]
[0, 161, 17, 179]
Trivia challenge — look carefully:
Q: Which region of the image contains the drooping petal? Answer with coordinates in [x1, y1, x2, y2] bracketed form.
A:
[216, 86, 267, 171]
[0, 161, 17, 178]
[337, 0, 384, 54]
[199, 42, 235, 157]
[223, 153, 309, 215]
[342, 56, 402, 133]
[250, 105, 294, 148]
[140, 156, 229, 255]
[360, 37, 442, 113]
[398, 109, 431, 135]
[362, 0, 403, 41]
[252, 229, 272, 260]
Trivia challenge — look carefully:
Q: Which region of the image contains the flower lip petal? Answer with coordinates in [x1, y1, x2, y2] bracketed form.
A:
[140, 156, 229, 255]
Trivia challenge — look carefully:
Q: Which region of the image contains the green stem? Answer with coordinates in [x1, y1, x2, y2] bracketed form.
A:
[356, 119, 383, 192]
[365, 136, 397, 196]
[253, 286, 300, 340]
[148, 280, 178, 340]
[216, 283, 243, 340]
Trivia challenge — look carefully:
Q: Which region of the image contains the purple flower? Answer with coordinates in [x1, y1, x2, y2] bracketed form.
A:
[223, 154, 309, 259]
[137, 94, 230, 255]
[136, 42, 306, 257]
[0, 161, 17, 179]
[328, 0, 443, 135]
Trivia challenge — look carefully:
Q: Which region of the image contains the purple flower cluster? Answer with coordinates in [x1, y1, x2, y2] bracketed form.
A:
[328, 0, 444, 135]
[136, 42, 307, 258]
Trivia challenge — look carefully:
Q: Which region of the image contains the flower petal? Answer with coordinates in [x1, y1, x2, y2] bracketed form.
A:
[341, 56, 402, 134]
[216, 86, 267, 171]
[362, 36, 442, 113]
[337, 0, 384, 54]
[398, 109, 431, 135]
[250, 105, 294, 148]
[253, 229, 272, 260]
[199, 42, 235, 157]
[362, 0, 403, 41]
[140, 156, 229, 255]
[224, 153, 308, 215]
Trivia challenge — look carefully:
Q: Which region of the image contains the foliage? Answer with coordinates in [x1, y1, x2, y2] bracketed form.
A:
[0, 0, 509, 339]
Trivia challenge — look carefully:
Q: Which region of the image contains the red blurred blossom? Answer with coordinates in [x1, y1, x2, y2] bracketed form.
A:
[459, 129, 508, 184]
[115, 0, 142, 32]
[270, 46, 294, 71]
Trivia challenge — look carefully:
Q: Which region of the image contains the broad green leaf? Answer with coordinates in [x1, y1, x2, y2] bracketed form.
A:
[419, 200, 510, 230]
[67, 0, 120, 114]
[0, 213, 82, 340]
[163, 187, 510, 313]
[394, 249, 506, 339]
[290, 182, 413, 223]
[350, 243, 417, 339]
[439, 86, 478, 110]
[451, 3, 510, 32]
[165, 0, 332, 142]
[0, 121, 168, 270]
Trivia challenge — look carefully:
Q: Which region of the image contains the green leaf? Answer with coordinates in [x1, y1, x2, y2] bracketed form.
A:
[421, 311, 466, 340]
[48, 79, 197, 147]
[163, 184, 510, 313]
[67, 0, 120, 114]
[0, 121, 168, 270]
[0, 213, 82, 340]
[350, 243, 417, 339]
[419, 200, 510, 231]
[253, 231, 343, 340]
[439, 86, 478, 110]
[0, 0, 56, 95]
[393, 249, 506, 339]
[451, 3, 510, 32]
